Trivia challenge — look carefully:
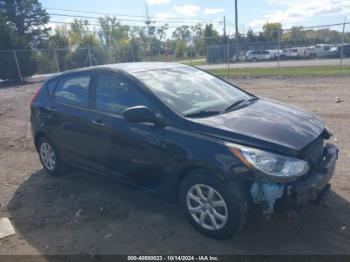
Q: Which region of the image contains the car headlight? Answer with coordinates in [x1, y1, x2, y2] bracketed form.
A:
[226, 143, 310, 178]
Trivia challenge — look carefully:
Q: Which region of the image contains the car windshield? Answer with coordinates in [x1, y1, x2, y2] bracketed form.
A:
[133, 67, 252, 117]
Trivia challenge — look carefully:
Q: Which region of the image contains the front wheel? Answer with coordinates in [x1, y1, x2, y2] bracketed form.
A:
[179, 171, 249, 238]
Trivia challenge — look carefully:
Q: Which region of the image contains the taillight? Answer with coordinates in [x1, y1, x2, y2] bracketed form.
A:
[30, 84, 43, 108]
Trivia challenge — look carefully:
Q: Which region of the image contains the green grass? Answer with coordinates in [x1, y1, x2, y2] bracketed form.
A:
[180, 58, 207, 66]
[207, 65, 350, 77]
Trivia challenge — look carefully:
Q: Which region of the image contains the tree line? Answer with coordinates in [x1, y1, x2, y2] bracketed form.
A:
[1, 0, 349, 81]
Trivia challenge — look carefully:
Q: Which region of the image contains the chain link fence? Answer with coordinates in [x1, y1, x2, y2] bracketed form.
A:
[205, 22, 350, 77]
[1, 22, 350, 82]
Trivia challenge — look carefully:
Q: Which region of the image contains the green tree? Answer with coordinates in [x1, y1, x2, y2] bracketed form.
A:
[62, 19, 106, 68]
[98, 16, 129, 48]
[155, 24, 168, 56]
[204, 23, 219, 46]
[173, 25, 191, 42]
[0, 0, 49, 80]
[46, 27, 70, 49]
[0, 15, 22, 80]
[191, 23, 204, 56]
[1, 0, 49, 47]
[129, 26, 144, 61]
[173, 26, 191, 58]
[262, 22, 282, 42]
[246, 28, 257, 43]
[175, 41, 187, 57]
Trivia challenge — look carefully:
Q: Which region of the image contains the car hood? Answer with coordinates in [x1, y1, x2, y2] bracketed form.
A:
[186, 98, 326, 156]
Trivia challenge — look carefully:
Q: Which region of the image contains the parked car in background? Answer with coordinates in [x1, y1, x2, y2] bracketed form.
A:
[245, 50, 272, 62]
[282, 47, 316, 59]
[31, 62, 338, 238]
[282, 48, 298, 59]
[304, 47, 317, 59]
[327, 44, 350, 58]
[314, 44, 334, 58]
[268, 49, 283, 60]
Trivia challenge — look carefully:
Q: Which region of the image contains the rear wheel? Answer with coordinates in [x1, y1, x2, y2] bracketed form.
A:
[38, 136, 62, 176]
[179, 171, 249, 238]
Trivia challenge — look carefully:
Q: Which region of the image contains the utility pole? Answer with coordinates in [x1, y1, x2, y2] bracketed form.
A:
[54, 50, 60, 72]
[277, 30, 281, 79]
[340, 16, 347, 74]
[13, 50, 23, 83]
[234, 0, 239, 61]
[224, 16, 230, 73]
[87, 46, 92, 66]
[223, 16, 226, 37]
[145, 3, 152, 61]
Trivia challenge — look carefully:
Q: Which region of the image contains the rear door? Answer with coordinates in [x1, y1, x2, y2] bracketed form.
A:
[262, 51, 271, 59]
[87, 71, 164, 183]
[47, 73, 93, 166]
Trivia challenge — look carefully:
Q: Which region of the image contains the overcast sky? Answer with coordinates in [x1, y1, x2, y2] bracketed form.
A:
[41, 0, 350, 33]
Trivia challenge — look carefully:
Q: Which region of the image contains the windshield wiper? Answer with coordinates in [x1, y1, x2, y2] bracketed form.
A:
[184, 110, 221, 118]
[225, 97, 258, 112]
[224, 99, 246, 112]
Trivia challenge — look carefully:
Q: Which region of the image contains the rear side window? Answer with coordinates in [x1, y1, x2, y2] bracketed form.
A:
[95, 73, 151, 114]
[47, 79, 58, 96]
[54, 75, 90, 107]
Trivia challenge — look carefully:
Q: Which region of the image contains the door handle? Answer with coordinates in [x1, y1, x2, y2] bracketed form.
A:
[91, 120, 106, 127]
[46, 106, 56, 112]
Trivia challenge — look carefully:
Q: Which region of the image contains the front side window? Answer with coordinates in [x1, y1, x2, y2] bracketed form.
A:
[133, 67, 252, 116]
[95, 74, 151, 114]
[55, 75, 90, 107]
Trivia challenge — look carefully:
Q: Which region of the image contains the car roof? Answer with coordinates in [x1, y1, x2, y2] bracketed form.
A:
[52, 62, 189, 78]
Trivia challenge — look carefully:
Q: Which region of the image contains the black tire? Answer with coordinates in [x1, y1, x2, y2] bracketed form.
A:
[37, 136, 63, 176]
[309, 53, 316, 59]
[179, 170, 249, 239]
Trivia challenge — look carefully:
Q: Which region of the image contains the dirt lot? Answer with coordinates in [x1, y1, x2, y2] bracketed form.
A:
[0, 76, 349, 256]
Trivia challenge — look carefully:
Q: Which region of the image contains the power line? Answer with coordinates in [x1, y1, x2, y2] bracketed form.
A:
[48, 12, 221, 25]
[47, 7, 146, 18]
[48, 20, 199, 29]
[46, 7, 217, 23]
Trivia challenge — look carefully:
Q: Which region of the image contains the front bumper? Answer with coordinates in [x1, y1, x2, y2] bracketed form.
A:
[286, 143, 338, 206]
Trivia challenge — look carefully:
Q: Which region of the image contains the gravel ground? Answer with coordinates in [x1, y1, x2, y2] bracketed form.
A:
[0, 76, 349, 256]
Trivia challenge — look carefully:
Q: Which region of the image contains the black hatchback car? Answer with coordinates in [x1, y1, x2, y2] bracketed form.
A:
[30, 63, 338, 238]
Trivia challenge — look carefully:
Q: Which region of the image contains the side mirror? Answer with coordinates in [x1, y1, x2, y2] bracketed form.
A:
[123, 106, 162, 126]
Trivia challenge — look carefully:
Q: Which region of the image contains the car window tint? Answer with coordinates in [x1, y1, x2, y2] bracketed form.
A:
[55, 75, 90, 107]
[95, 74, 151, 114]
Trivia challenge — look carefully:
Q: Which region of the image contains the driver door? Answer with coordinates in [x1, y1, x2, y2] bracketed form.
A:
[87, 72, 164, 183]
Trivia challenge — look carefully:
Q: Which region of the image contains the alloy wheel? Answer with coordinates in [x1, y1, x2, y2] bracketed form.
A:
[40, 142, 56, 170]
[186, 184, 228, 231]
